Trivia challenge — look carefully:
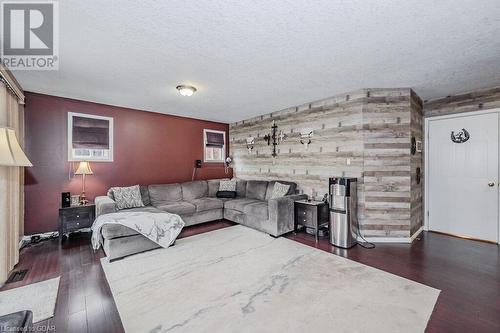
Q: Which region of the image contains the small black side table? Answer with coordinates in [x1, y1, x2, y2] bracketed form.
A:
[294, 200, 329, 241]
[59, 203, 95, 241]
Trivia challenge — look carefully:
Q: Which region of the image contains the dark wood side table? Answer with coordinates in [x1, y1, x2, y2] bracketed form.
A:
[294, 200, 329, 241]
[59, 204, 95, 241]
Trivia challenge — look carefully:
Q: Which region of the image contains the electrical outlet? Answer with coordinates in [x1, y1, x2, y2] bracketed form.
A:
[346, 158, 351, 165]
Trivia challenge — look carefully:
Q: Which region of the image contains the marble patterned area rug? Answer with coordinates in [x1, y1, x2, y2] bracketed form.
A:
[101, 226, 440, 333]
[0, 277, 60, 323]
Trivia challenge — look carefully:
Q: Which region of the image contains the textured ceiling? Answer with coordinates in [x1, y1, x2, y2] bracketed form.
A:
[13, 0, 500, 123]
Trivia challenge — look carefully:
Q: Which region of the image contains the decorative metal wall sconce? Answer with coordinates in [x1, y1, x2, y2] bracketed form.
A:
[263, 120, 286, 157]
[300, 129, 313, 149]
[451, 128, 470, 143]
[246, 136, 255, 153]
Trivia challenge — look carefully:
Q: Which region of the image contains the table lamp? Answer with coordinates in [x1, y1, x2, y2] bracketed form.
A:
[74, 161, 93, 205]
[0, 127, 32, 166]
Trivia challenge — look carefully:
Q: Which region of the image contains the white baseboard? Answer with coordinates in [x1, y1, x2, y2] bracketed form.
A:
[357, 226, 424, 244]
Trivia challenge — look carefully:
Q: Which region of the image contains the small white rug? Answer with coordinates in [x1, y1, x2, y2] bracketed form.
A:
[0, 277, 60, 323]
[102, 226, 440, 333]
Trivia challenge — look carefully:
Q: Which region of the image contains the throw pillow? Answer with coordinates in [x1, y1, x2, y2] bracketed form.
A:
[270, 182, 291, 199]
[216, 191, 237, 198]
[219, 179, 236, 192]
[107, 188, 115, 200]
[112, 185, 145, 210]
[108, 185, 150, 205]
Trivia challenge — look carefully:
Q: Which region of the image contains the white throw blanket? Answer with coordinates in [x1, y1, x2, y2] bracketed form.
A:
[91, 211, 185, 250]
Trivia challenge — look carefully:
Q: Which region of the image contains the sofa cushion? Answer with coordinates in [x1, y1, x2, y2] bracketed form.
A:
[246, 180, 269, 200]
[139, 185, 151, 206]
[148, 184, 182, 206]
[243, 201, 269, 220]
[207, 179, 222, 197]
[224, 198, 260, 212]
[265, 181, 297, 200]
[121, 206, 164, 214]
[181, 181, 208, 200]
[100, 206, 169, 239]
[223, 209, 246, 224]
[189, 198, 224, 212]
[235, 179, 247, 197]
[101, 224, 139, 239]
[157, 201, 196, 215]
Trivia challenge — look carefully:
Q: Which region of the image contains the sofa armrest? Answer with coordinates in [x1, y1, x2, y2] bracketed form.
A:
[268, 194, 308, 236]
[95, 196, 117, 217]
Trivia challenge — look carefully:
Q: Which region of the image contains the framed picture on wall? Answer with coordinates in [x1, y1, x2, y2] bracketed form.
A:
[68, 112, 114, 162]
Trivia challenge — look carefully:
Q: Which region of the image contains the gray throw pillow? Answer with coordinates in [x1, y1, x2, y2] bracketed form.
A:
[112, 185, 145, 210]
[108, 185, 150, 205]
[107, 188, 115, 200]
[219, 179, 236, 192]
[270, 182, 291, 199]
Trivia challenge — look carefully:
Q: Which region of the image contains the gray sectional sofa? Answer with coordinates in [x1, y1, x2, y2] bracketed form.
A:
[95, 179, 306, 260]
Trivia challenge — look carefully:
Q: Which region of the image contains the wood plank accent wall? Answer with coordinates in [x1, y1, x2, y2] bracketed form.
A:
[424, 86, 500, 117]
[230, 88, 423, 238]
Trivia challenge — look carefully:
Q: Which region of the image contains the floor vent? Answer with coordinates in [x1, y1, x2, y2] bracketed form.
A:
[6, 269, 28, 284]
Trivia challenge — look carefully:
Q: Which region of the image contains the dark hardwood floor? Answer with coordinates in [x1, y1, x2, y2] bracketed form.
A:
[2, 221, 499, 333]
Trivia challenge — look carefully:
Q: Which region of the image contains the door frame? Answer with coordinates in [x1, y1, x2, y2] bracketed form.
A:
[424, 108, 500, 244]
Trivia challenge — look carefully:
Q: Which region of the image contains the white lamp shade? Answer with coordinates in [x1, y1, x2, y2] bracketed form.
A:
[0, 127, 32, 167]
[75, 161, 93, 175]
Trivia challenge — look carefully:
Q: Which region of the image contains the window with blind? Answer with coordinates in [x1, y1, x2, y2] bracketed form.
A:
[68, 112, 113, 161]
[203, 129, 226, 162]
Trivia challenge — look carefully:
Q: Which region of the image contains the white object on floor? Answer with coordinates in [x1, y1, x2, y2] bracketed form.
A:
[0, 277, 60, 323]
[101, 226, 440, 333]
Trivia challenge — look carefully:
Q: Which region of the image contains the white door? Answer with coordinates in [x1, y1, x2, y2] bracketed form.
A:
[428, 112, 499, 243]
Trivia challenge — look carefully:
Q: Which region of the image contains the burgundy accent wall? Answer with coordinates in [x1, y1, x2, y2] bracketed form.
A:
[24, 92, 231, 234]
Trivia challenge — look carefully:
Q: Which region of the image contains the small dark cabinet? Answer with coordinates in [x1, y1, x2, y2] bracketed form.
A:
[294, 200, 329, 241]
[58, 204, 95, 241]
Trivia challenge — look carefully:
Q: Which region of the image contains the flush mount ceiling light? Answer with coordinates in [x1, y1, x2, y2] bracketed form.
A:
[176, 85, 197, 97]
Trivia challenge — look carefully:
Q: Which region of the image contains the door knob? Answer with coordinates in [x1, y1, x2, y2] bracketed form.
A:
[488, 181, 495, 187]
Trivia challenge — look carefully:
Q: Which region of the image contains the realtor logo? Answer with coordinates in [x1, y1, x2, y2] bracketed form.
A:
[1, 1, 59, 70]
